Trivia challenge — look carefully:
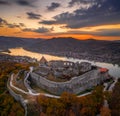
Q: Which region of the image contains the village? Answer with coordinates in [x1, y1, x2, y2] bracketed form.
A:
[0, 53, 37, 63]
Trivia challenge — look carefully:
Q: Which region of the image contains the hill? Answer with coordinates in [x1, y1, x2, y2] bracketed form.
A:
[27, 37, 119, 55]
[0, 36, 120, 64]
[0, 36, 43, 50]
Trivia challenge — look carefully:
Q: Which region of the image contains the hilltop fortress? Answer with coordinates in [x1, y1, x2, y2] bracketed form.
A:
[29, 57, 110, 95]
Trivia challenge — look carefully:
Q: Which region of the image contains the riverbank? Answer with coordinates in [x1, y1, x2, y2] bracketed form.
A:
[40, 52, 120, 66]
[1, 47, 120, 78]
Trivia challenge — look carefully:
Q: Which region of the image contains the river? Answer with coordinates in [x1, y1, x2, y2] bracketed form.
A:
[3, 47, 120, 78]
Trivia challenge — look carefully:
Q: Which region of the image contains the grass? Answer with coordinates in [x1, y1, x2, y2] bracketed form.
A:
[30, 84, 47, 93]
[12, 74, 28, 92]
[46, 73, 69, 82]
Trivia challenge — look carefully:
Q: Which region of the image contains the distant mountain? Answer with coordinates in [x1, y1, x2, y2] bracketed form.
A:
[0, 36, 120, 60]
[84, 38, 97, 41]
[27, 37, 115, 54]
[114, 40, 120, 43]
[29, 37, 80, 53]
[0, 36, 43, 50]
[0, 36, 120, 64]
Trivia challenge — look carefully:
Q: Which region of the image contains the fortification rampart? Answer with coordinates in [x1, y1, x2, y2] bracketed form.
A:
[7, 77, 27, 116]
[30, 69, 107, 95]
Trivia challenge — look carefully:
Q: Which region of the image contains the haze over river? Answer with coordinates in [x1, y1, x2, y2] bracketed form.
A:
[3, 47, 120, 78]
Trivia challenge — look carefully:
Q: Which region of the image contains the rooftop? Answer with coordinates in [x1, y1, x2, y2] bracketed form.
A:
[99, 68, 108, 73]
[39, 56, 47, 64]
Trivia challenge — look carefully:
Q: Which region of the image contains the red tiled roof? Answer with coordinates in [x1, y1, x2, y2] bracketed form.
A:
[99, 68, 108, 73]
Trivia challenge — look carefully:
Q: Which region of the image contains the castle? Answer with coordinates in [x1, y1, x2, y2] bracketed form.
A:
[30, 56, 110, 95]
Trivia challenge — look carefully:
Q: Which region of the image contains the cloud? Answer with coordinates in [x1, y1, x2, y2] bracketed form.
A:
[27, 12, 41, 19]
[68, 0, 97, 7]
[16, 0, 35, 7]
[39, 20, 57, 25]
[0, 0, 10, 5]
[0, 18, 6, 23]
[22, 28, 33, 32]
[94, 29, 120, 36]
[34, 27, 50, 33]
[41, 0, 120, 29]
[0, 17, 26, 28]
[40, 12, 72, 25]
[7, 23, 25, 28]
[47, 2, 61, 11]
[19, 23, 26, 27]
[23, 27, 53, 33]
[0, 17, 8, 27]
[0, 0, 37, 7]
[7, 23, 20, 28]
[68, 28, 120, 36]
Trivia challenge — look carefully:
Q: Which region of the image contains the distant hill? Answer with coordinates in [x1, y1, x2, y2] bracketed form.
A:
[0, 36, 120, 63]
[0, 36, 43, 50]
[114, 40, 120, 43]
[27, 37, 118, 55]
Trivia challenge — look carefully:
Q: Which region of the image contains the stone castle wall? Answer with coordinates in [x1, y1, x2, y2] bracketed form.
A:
[7, 78, 27, 116]
[30, 69, 107, 95]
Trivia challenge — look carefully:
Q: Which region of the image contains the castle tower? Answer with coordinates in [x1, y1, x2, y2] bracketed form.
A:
[39, 56, 47, 66]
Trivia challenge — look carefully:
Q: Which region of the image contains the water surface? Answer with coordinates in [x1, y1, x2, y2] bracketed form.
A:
[3, 47, 120, 78]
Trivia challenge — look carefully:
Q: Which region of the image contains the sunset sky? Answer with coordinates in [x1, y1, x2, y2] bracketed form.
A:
[0, 0, 120, 40]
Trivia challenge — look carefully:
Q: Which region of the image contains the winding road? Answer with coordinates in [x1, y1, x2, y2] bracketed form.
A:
[9, 67, 91, 98]
[108, 78, 118, 91]
[10, 67, 117, 99]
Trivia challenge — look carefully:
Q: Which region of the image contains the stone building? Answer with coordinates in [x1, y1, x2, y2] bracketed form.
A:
[30, 58, 111, 95]
[48, 60, 75, 68]
[39, 56, 48, 66]
[80, 62, 91, 72]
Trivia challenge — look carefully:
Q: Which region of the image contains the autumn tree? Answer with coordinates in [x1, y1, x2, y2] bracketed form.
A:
[37, 95, 65, 116]
[109, 80, 120, 116]
[0, 61, 29, 116]
[91, 86, 104, 110]
[100, 106, 111, 116]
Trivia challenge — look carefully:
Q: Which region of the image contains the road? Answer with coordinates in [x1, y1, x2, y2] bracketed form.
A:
[24, 67, 35, 93]
[10, 74, 28, 94]
[103, 78, 118, 110]
[9, 68, 92, 98]
[10, 73, 60, 98]
[108, 78, 118, 91]
[10, 67, 118, 99]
